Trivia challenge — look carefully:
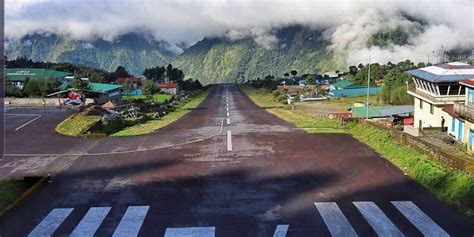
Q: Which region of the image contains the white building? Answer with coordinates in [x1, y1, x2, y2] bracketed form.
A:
[444, 79, 474, 151]
[406, 62, 474, 130]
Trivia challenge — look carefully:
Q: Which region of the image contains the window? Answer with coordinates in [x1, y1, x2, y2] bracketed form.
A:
[430, 104, 434, 114]
[451, 118, 455, 132]
[419, 99, 423, 109]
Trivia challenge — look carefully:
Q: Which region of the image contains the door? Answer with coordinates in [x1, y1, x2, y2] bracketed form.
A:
[458, 121, 464, 141]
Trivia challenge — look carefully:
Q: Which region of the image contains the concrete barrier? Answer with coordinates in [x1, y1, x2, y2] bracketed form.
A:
[4, 97, 62, 107]
[369, 122, 474, 175]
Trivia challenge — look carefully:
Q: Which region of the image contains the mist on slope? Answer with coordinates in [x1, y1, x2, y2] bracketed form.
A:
[5, 0, 473, 67]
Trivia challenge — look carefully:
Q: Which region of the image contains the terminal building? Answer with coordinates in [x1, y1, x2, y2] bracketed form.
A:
[406, 62, 474, 130]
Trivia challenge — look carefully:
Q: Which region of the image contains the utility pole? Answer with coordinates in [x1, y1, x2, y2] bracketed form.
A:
[366, 55, 371, 120]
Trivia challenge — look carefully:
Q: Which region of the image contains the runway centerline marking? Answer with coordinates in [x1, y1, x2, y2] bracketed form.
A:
[112, 206, 149, 237]
[226, 112, 229, 117]
[392, 201, 448, 237]
[227, 118, 230, 125]
[28, 208, 74, 237]
[14, 114, 42, 131]
[227, 130, 232, 151]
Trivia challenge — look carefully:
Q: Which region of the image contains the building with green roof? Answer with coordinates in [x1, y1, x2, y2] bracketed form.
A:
[5, 68, 72, 89]
[329, 79, 381, 97]
[330, 80, 365, 90]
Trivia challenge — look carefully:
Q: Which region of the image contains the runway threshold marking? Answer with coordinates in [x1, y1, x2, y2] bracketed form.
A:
[314, 202, 357, 237]
[28, 208, 74, 237]
[273, 224, 289, 237]
[353, 202, 403, 237]
[391, 201, 448, 237]
[164, 227, 215, 237]
[227, 130, 232, 151]
[112, 206, 149, 237]
[14, 114, 42, 131]
[70, 207, 111, 236]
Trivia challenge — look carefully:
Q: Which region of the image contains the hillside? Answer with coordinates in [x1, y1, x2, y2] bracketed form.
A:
[172, 26, 340, 84]
[5, 33, 181, 75]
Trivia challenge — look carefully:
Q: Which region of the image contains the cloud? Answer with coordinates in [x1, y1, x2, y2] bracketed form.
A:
[5, 0, 474, 65]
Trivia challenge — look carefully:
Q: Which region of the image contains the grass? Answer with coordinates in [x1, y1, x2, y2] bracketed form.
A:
[0, 180, 28, 211]
[56, 114, 101, 137]
[122, 93, 173, 104]
[241, 86, 352, 133]
[241, 85, 474, 223]
[111, 89, 211, 137]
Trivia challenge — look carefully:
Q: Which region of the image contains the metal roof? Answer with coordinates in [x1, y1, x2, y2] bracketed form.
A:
[5, 68, 72, 82]
[352, 105, 414, 118]
[331, 80, 364, 89]
[406, 62, 474, 82]
[89, 83, 123, 93]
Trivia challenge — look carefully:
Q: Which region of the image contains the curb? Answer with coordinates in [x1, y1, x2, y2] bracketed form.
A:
[0, 176, 47, 220]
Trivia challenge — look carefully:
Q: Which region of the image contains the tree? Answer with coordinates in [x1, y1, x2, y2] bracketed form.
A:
[166, 64, 174, 81]
[348, 65, 358, 76]
[305, 74, 315, 85]
[23, 78, 42, 97]
[143, 66, 166, 82]
[114, 66, 130, 78]
[123, 80, 134, 92]
[290, 70, 297, 78]
[143, 80, 155, 97]
[284, 72, 290, 78]
[69, 75, 89, 90]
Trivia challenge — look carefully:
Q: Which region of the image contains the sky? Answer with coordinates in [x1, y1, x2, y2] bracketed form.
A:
[5, 0, 474, 65]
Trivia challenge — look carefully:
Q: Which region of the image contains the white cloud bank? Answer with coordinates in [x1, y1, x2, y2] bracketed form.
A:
[5, 0, 474, 66]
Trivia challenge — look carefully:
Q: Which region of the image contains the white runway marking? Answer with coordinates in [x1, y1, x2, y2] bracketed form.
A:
[273, 224, 289, 237]
[226, 112, 229, 117]
[164, 227, 215, 237]
[112, 206, 149, 237]
[227, 118, 230, 125]
[353, 202, 403, 237]
[226, 107, 229, 112]
[227, 130, 232, 151]
[15, 115, 42, 131]
[314, 202, 357, 237]
[70, 207, 111, 237]
[391, 201, 448, 237]
[28, 208, 74, 237]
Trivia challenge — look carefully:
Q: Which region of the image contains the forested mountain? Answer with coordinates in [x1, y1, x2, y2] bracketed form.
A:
[172, 26, 338, 85]
[5, 33, 181, 75]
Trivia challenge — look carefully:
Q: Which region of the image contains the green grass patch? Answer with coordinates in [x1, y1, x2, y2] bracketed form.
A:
[123, 93, 173, 104]
[241, 85, 474, 223]
[56, 114, 101, 137]
[242, 86, 352, 133]
[0, 180, 28, 211]
[111, 89, 211, 137]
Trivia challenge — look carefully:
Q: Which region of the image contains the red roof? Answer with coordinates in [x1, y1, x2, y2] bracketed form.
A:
[460, 79, 474, 87]
[442, 105, 462, 120]
[159, 83, 178, 89]
[115, 77, 140, 83]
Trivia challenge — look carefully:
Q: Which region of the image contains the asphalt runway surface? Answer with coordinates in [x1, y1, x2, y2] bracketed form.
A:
[0, 85, 473, 236]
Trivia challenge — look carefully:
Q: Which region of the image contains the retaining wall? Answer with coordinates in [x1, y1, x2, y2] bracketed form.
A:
[369, 122, 474, 175]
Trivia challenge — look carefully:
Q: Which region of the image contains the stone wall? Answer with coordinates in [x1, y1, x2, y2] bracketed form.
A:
[369, 122, 474, 175]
